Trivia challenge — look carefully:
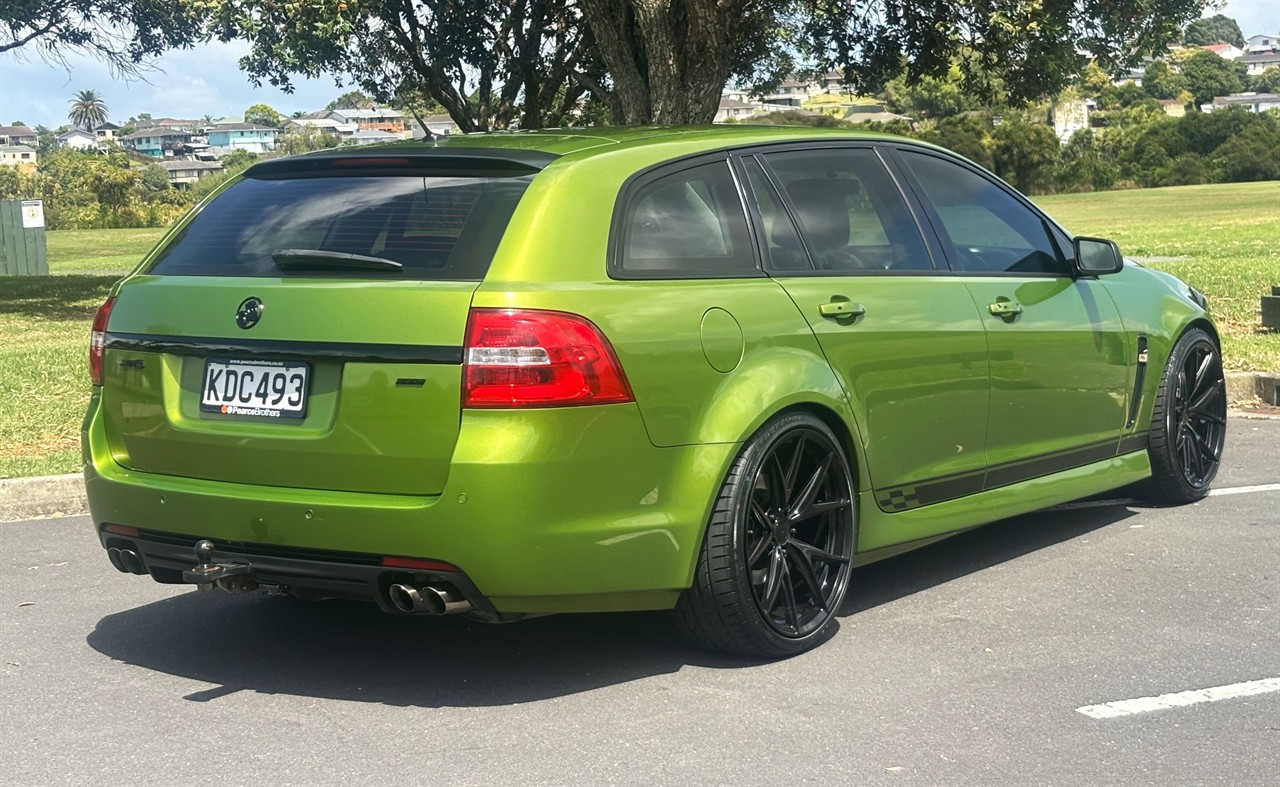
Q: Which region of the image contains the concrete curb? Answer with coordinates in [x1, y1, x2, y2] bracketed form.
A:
[0, 473, 88, 523]
[1227, 371, 1280, 407]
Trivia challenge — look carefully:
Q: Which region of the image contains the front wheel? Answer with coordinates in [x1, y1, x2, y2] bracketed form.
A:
[1141, 328, 1227, 504]
[673, 412, 856, 658]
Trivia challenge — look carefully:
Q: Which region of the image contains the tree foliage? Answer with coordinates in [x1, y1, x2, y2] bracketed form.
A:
[67, 88, 108, 128]
[0, 1, 206, 76]
[243, 102, 282, 128]
[326, 91, 377, 110]
[1183, 13, 1244, 47]
[1179, 49, 1246, 105]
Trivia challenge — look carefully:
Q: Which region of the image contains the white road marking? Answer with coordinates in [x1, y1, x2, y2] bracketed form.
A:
[1208, 483, 1280, 496]
[1077, 677, 1280, 719]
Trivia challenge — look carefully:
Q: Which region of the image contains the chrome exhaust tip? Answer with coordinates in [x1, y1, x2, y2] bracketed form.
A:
[117, 548, 147, 575]
[107, 547, 128, 573]
[388, 583, 473, 615]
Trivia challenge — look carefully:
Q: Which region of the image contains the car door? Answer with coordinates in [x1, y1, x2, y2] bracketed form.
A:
[737, 147, 991, 513]
[892, 148, 1129, 476]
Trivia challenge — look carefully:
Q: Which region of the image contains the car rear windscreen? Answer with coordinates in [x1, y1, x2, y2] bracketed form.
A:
[147, 173, 534, 280]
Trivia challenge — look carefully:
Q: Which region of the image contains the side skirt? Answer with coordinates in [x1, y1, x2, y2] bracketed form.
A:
[856, 450, 1151, 553]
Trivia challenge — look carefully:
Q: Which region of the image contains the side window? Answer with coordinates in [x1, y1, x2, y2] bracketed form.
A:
[761, 148, 933, 273]
[741, 157, 811, 272]
[619, 160, 757, 278]
[900, 151, 1065, 275]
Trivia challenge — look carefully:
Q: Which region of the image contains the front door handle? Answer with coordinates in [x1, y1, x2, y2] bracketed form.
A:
[819, 301, 866, 319]
[987, 300, 1023, 318]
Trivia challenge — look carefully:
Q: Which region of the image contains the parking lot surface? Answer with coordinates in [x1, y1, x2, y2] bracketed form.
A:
[2, 417, 1277, 785]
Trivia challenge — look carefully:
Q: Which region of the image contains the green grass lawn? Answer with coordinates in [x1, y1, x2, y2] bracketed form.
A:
[46, 227, 164, 273]
[2, 182, 1276, 479]
[1034, 182, 1280, 372]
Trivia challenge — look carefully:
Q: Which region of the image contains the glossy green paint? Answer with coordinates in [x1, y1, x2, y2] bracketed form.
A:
[961, 275, 1130, 466]
[772, 276, 989, 494]
[84, 126, 1215, 614]
[102, 276, 478, 495]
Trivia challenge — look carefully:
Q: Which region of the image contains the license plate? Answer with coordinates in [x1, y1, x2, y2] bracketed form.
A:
[200, 358, 309, 419]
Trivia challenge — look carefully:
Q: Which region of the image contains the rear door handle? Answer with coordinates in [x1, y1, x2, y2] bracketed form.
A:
[987, 300, 1023, 317]
[819, 301, 865, 319]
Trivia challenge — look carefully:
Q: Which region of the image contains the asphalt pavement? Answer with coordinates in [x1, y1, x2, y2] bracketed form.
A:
[2, 417, 1278, 786]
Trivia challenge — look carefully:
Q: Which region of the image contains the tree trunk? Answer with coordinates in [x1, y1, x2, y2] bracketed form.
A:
[580, 0, 746, 125]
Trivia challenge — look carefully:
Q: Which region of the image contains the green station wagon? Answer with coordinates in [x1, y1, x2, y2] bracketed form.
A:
[84, 126, 1226, 657]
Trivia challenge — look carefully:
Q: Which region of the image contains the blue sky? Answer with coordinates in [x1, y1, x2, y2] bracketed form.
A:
[1, 1, 1276, 129]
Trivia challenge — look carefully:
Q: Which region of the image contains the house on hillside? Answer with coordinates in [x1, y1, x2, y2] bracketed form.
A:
[715, 98, 760, 123]
[1200, 43, 1245, 60]
[1241, 51, 1280, 75]
[56, 128, 98, 149]
[1245, 34, 1279, 54]
[206, 124, 279, 153]
[158, 159, 223, 188]
[763, 76, 819, 107]
[284, 117, 359, 138]
[0, 125, 37, 146]
[0, 145, 38, 172]
[1206, 92, 1280, 113]
[121, 127, 192, 157]
[348, 129, 400, 146]
[94, 121, 120, 141]
[1158, 99, 1187, 118]
[820, 70, 853, 94]
[323, 108, 407, 135]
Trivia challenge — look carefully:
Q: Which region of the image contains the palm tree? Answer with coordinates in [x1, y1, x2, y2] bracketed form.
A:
[68, 90, 109, 130]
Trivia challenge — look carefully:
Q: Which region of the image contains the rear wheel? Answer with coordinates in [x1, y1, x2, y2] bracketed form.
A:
[673, 412, 856, 658]
[1142, 328, 1226, 503]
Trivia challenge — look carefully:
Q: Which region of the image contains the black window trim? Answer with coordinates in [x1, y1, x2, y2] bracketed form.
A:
[729, 142, 947, 278]
[607, 152, 765, 281]
[884, 145, 1072, 279]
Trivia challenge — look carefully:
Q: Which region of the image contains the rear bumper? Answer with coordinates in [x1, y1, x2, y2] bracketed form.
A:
[83, 393, 738, 613]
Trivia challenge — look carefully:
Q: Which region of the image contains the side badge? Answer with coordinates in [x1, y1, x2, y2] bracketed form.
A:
[235, 297, 264, 330]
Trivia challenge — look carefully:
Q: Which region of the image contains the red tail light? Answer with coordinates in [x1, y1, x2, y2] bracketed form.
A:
[89, 297, 116, 386]
[463, 308, 634, 408]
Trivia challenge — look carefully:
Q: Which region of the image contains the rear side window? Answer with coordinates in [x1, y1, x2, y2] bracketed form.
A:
[148, 174, 533, 280]
[617, 161, 758, 278]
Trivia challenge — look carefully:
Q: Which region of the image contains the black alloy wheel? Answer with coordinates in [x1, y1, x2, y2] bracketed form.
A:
[1144, 328, 1227, 503]
[674, 412, 856, 657]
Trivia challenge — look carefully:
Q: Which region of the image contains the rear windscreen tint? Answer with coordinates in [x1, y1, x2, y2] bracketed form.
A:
[147, 173, 534, 280]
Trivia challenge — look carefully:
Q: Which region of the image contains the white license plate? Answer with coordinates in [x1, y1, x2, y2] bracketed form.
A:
[200, 358, 309, 419]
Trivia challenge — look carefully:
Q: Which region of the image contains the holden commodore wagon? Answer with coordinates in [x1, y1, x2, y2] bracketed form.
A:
[84, 126, 1226, 657]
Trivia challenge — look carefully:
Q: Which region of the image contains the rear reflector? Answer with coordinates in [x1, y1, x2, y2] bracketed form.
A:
[89, 296, 116, 386]
[381, 556, 458, 572]
[103, 524, 139, 537]
[463, 308, 634, 408]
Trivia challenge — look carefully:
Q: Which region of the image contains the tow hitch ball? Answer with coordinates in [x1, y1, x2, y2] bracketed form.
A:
[182, 539, 258, 594]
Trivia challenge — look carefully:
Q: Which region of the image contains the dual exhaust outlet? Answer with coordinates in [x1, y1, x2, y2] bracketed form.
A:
[387, 583, 472, 616]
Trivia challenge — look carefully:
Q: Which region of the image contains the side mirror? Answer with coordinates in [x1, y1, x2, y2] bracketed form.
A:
[1073, 236, 1123, 276]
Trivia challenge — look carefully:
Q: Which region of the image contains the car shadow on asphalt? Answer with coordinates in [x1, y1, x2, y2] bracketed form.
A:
[86, 502, 1137, 708]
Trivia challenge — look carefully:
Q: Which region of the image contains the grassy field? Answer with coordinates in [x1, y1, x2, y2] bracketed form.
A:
[1035, 182, 1280, 372]
[1, 182, 1276, 479]
[45, 227, 164, 273]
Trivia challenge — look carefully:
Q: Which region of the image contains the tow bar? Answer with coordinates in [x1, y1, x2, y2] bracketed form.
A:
[182, 539, 259, 594]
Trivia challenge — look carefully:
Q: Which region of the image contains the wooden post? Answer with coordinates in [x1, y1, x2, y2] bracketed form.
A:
[0, 199, 50, 276]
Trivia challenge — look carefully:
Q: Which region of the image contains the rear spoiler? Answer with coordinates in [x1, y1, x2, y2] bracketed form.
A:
[246, 145, 559, 178]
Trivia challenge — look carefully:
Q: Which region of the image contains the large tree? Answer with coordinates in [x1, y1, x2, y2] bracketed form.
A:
[1, 1, 205, 76]
[68, 89, 108, 129]
[1180, 48, 1246, 104]
[1183, 13, 1244, 47]
[212, 0, 603, 132]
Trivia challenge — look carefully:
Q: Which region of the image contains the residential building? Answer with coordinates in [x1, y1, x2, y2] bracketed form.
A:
[715, 97, 760, 123]
[348, 129, 400, 146]
[206, 123, 279, 154]
[1206, 92, 1280, 113]
[820, 70, 853, 93]
[0, 144, 38, 171]
[1241, 51, 1280, 76]
[0, 125, 37, 146]
[406, 114, 461, 138]
[94, 121, 120, 141]
[1200, 43, 1245, 60]
[763, 77, 818, 107]
[1158, 98, 1187, 118]
[1052, 98, 1090, 142]
[284, 117, 359, 137]
[147, 118, 200, 132]
[158, 159, 224, 188]
[120, 127, 192, 157]
[1245, 33, 1280, 54]
[56, 128, 98, 149]
[323, 108, 407, 134]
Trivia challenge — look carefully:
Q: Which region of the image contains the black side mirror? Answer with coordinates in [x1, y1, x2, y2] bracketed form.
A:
[1073, 236, 1123, 276]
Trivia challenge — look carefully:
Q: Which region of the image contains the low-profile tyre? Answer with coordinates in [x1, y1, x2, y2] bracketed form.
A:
[1141, 327, 1227, 504]
[673, 412, 856, 658]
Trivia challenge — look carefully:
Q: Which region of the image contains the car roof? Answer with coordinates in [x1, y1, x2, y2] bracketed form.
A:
[252, 125, 929, 177]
